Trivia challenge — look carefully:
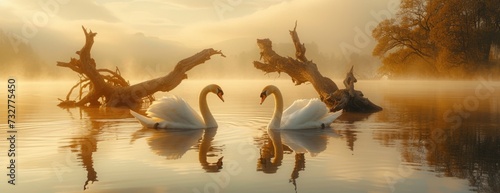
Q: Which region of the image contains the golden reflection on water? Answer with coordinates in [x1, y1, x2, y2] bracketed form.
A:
[371, 84, 500, 192]
[60, 107, 132, 190]
[59, 106, 227, 191]
[131, 127, 224, 172]
[257, 128, 340, 192]
[1, 80, 499, 193]
[335, 112, 372, 151]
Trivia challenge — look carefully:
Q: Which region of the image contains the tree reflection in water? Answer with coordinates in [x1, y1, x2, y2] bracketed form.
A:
[335, 112, 373, 151]
[60, 107, 131, 190]
[373, 95, 500, 192]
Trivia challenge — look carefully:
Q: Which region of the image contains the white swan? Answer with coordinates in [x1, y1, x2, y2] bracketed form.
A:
[130, 84, 224, 129]
[260, 85, 341, 130]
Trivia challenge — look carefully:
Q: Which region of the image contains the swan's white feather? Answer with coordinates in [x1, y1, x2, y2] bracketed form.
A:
[319, 110, 342, 125]
[132, 96, 205, 129]
[280, 98, 339, 129]
[130, 110, 157, 128]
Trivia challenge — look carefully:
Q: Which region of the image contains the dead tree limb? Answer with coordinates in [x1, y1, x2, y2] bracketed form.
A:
[57, 26, 225, 109]
[106, 48, 225, 108]
[253, 22, 382, 113]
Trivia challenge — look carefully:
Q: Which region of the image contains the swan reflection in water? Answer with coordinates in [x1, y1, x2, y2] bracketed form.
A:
[258, 128, 340, 192]
[131, 127, 224, 172]
[61, 106, 224, 191]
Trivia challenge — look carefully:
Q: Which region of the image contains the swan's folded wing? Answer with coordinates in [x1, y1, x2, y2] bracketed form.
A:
[130, 110, 157, 128]
[319, 111, 342, 127]
[146, 96, 205, 128]
[281, 99, 330, 129]
[282, 99, 310, 118]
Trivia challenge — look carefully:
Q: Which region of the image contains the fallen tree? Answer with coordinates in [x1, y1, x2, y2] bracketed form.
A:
[57, 26, 225, 109]
[253, 22, 382, 113]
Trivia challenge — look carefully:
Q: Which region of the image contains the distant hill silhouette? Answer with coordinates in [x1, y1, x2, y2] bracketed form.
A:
[0, 30, 44, 79]
[0, 30, 381, 80]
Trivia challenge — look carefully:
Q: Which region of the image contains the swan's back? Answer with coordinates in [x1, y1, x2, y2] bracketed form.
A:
[281, 98, 341, 129]
[147, 96, 205, 129]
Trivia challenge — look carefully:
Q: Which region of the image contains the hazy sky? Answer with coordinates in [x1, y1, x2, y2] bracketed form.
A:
[1, 0, 399, 62]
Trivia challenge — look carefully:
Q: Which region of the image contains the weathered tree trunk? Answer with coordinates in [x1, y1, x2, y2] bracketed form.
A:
[253, 22, 382, 113]
[57, 26, 225, 109]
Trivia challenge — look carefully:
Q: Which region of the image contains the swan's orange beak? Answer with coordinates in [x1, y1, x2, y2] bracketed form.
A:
[217, 91, 224, 102]
[260, 91, 267, 105]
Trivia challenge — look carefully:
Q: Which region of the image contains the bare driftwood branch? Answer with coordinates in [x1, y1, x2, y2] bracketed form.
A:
[290, 20, 308, 63]
[253, 22, 382, 113]
[106, 48, 225, 108]
[57, 26, 224, 109]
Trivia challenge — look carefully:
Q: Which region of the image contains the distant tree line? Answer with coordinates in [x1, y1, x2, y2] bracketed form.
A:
[0, 31, 44, 78]
[373, 0, 500, 78]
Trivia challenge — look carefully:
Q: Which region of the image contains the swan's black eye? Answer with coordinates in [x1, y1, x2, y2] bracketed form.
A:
[260, 91, 267, 98]
[217, 88, 224, 95]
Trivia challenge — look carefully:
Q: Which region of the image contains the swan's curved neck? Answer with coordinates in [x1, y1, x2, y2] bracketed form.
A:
[269, 88, 283, 130]
[200, 87, 217, 128]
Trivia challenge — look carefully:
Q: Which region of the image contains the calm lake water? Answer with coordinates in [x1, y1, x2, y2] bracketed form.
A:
[1, 79, 499, 193]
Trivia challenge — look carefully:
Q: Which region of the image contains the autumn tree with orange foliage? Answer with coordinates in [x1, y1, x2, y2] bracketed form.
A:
[373, 0, 500, 78]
